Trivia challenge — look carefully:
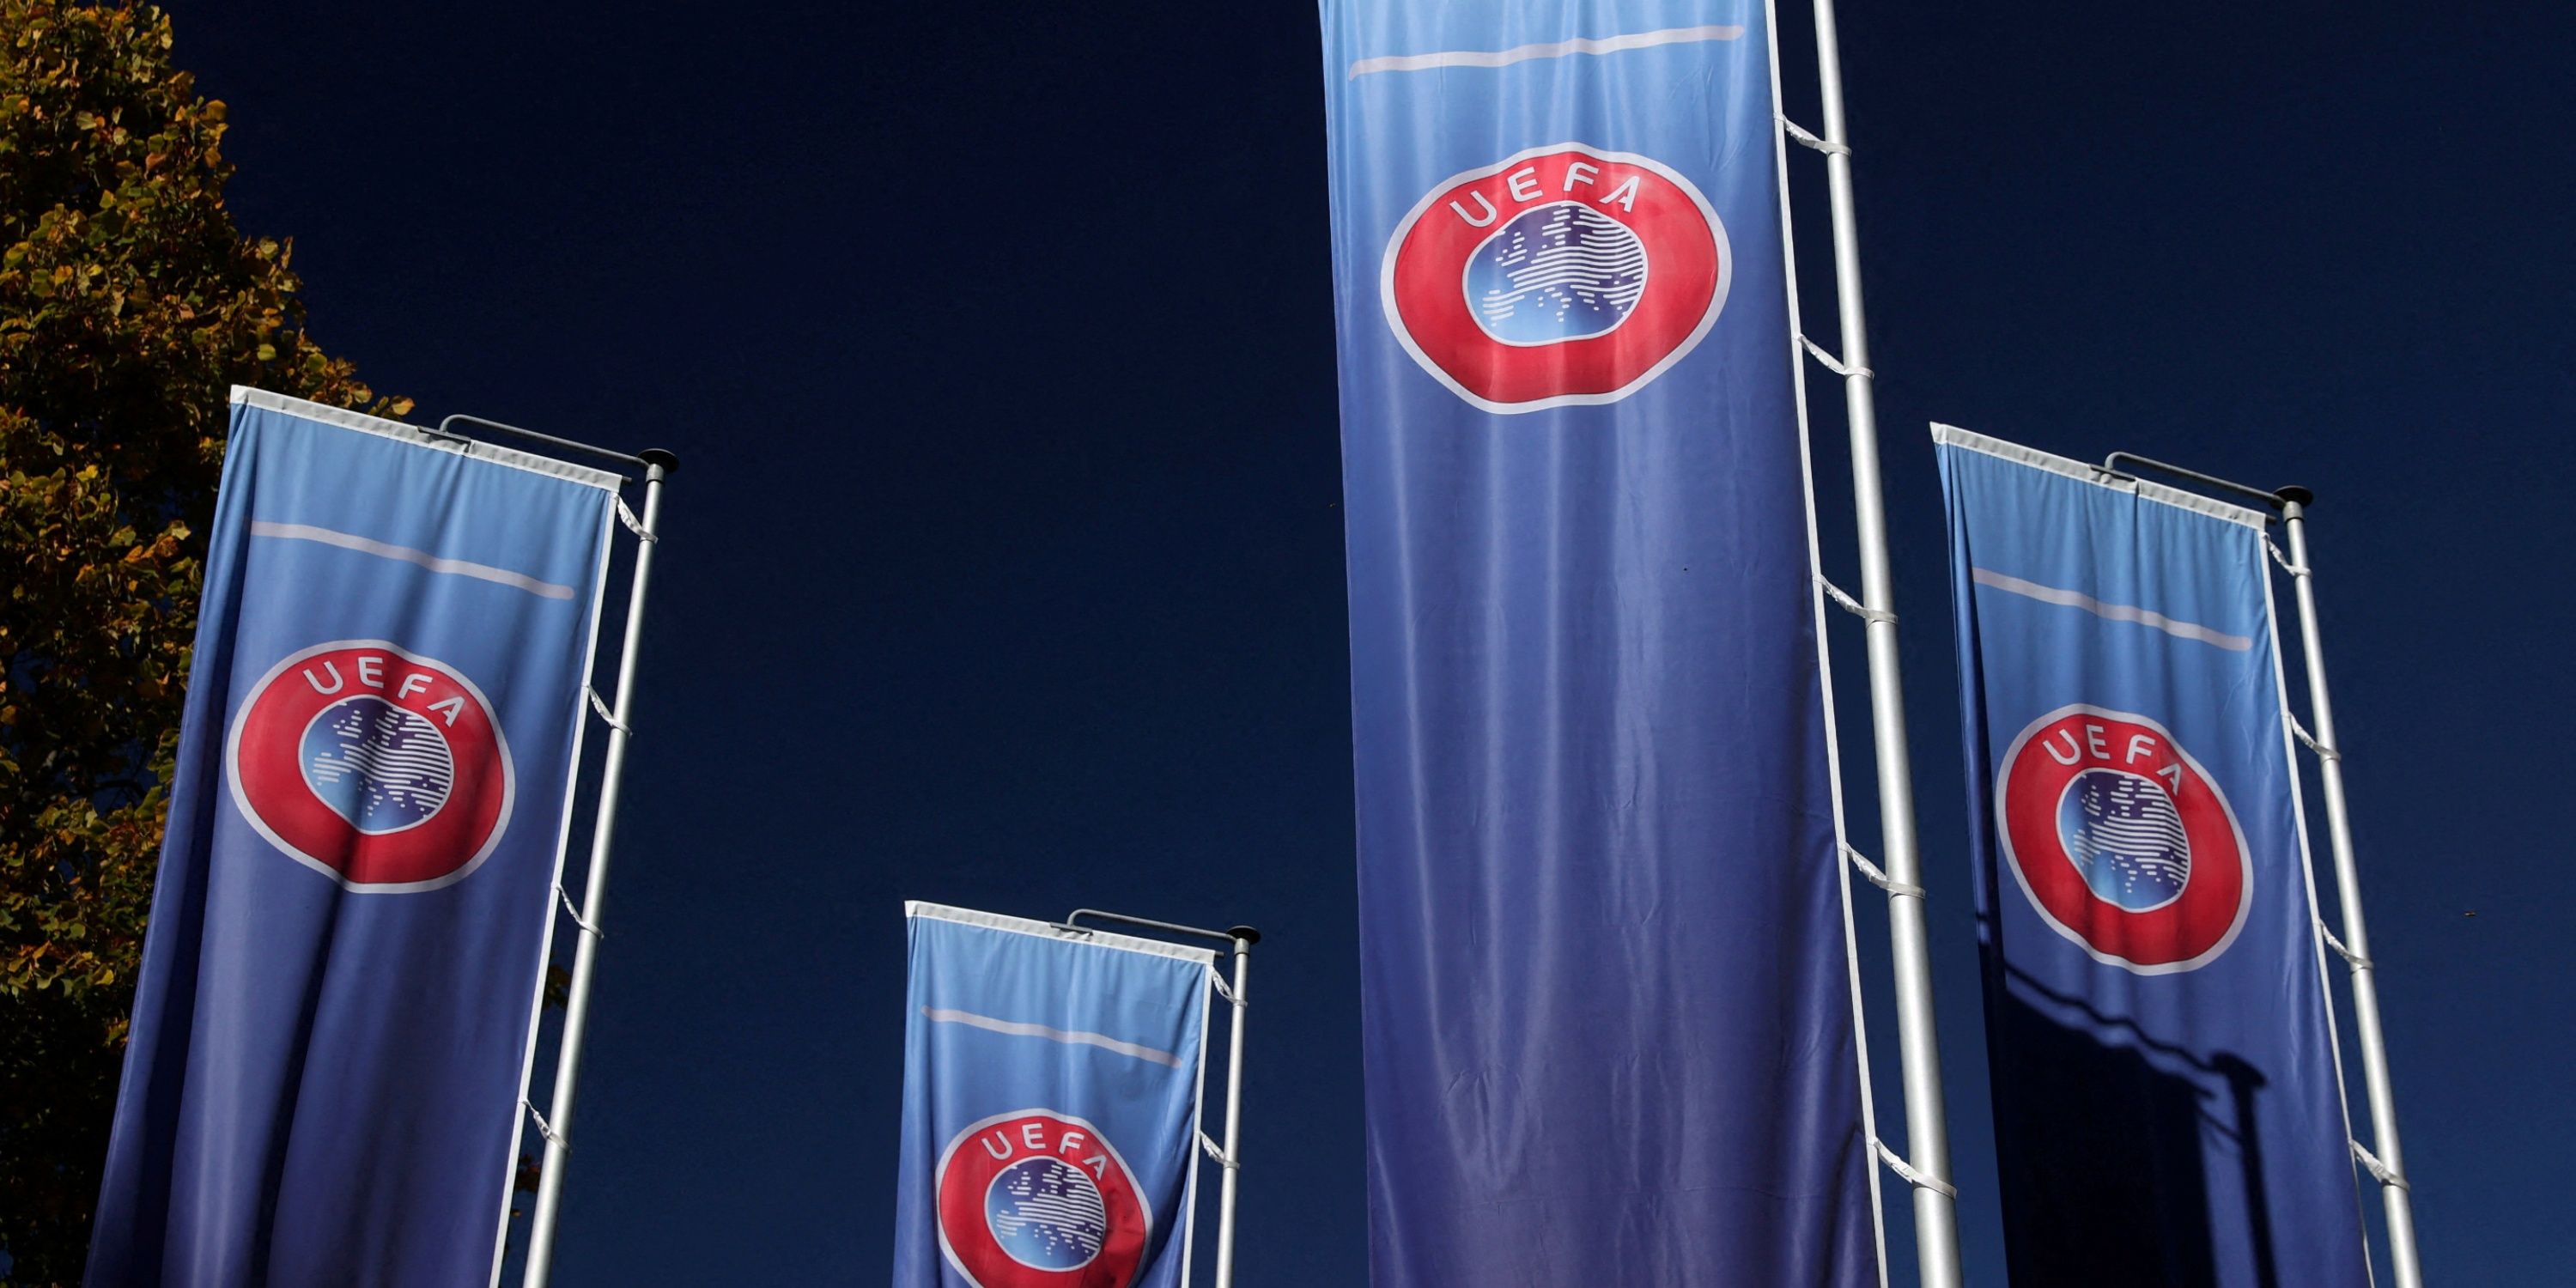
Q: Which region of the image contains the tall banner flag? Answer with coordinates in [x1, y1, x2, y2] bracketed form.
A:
[88, 388, 618, 1287]
[1320, 3, 1877, 1285]
[893, 904, 1213, 1288]
[1935, 427, 2370, 1288]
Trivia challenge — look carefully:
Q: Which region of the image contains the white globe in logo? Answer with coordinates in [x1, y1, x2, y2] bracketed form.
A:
[984, 1156, 1108, 1272]
[1465, 202, 1649, 345]
[2056, 768, 2190, 912]
[299, 696, 455, 834]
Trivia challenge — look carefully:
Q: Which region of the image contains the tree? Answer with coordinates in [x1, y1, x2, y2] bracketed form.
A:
[0, 4, 403, 1280]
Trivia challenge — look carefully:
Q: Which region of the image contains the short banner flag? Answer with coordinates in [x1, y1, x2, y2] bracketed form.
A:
[1936, 427, 2370, 1288]
[893, 903, 1215, 1288]
[1320, 3, 1875, 1285]
[88, 388, 618, 1287]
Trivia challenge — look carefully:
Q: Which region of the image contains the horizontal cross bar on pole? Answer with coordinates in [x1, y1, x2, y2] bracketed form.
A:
[1060, 908, 1261, 946]
[2100, 451, 2300, 513]
[431, 411, 677, 476]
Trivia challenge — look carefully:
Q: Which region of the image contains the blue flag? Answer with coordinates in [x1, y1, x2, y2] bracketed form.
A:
[893, 904, 1214, 1288]
[88, 388, 617, 1287]
[1935, 427, 2370, 1288]
[1321, 3, 1875, 1285]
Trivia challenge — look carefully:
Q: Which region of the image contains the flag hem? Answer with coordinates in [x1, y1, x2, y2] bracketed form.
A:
[1931, 422, 2269, 529]
[904, 901, 1221, 965]
[230, 386, 625, 492]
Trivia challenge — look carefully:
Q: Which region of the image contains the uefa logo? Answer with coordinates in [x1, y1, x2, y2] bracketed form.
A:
[935, 1109, 1150, 1288]
[1995, 706, 2251, 974]
[225, 641, 513, 891]
[1380, 143, 1730, 413]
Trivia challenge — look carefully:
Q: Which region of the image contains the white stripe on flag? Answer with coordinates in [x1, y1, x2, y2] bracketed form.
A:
[1347, 24, 1743, 79]
[249, 520, 577, 600]
[1971, 567, 2252, 652]
[920, 1007, 1184, 1069]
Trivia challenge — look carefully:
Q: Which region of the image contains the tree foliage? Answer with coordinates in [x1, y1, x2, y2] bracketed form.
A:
[0, 4, 402, 1279]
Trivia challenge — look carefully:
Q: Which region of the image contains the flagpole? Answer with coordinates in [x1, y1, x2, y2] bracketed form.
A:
[1806, 3, 1967, 1285]
[522, 450, 674, 1288]
[2277, 493, 2424, 1288]
[1210, 928, 1255, 1288]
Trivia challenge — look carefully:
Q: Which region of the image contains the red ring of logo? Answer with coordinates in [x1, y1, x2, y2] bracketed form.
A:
[225, 641, 513, 890]
[1996, 706, 2251, 973]
[1379, 144, 1729, 413]
[935, 1110, 1150, 1288]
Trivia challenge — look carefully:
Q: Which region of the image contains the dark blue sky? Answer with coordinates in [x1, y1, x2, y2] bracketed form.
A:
[165, 3, 2570, 1283]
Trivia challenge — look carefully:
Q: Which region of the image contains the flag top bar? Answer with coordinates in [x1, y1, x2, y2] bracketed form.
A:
[2102, 448, 2299, 513]
[1061, 907, 1262, 948]
[902, 902, 1223, 965]
[228, 386, 636, 491]
[432, 410, 678, 477]
[1932, 425, 2275, 528]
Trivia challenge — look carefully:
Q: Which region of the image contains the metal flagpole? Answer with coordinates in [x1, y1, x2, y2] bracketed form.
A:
[1796, 3, 1967, 1285]
[1061, 909, 1256, 1288]
[522, 448, 677, 1288]
[1210, 930, 1252, 1288]
[2277, 491, 2424, 1288]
